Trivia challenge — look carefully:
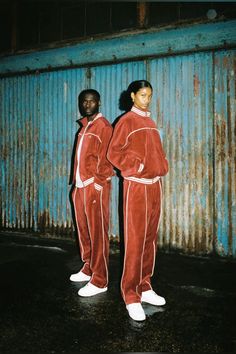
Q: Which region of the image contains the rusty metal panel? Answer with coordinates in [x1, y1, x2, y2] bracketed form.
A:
[149, 52, 215, 255]
[0, 75, 40, 230]
[214, 50, 236, 257]
[37, 68, 88, 236]
[1, 50, 235, 257]
[0, 69, 88, 237]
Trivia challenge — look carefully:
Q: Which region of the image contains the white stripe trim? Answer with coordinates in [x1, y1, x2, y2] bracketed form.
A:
[150, 238, 156, 282]
[84, 187, 95, 285]
[139, 185, 148, 295]
[75, 121, 92, 187]
[72, 188, 85, 262]
[151, 179, 163, 276]
[76, 177, 111, 189]
[121, 181, 131, 303]
[93, 112, 102, 121]
[75, 113, 102, 187]
[100, 188, 108, 286]
[122, 127, 158, 149]
[85, 132, 102, 143]
[156, 180, 163, 235]
[124, 176, 160, 184]
[83, 177, 94, 186]
[94, 183, 103, 191]
[76, 177, 94, 188]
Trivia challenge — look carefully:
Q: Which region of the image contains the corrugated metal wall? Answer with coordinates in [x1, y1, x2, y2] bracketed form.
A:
[214, 50, 236, 257]
[149, 52, 214, 254]
[1, 50, 235, 256]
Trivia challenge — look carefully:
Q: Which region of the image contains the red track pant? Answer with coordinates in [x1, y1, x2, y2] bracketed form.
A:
[121, 179, 162, 305]
[72, 182, 111, 288]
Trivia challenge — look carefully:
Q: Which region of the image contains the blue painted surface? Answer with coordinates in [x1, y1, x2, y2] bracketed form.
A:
[149, 52, 215, 253]
[214, 50, 236, 257]
[0, 22, 235, 256]
[0, 20, 236, 75]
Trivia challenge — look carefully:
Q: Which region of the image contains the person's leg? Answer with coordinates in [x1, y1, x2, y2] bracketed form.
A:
[140, 180, 166, 306]
[71, 187, 92, 277]
[121, 181, 148, 305]
[83, 182, 110, 288]
[141, 181, 162, 292]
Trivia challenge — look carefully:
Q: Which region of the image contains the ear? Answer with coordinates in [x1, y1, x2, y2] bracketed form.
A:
[131, 92, 135, 102]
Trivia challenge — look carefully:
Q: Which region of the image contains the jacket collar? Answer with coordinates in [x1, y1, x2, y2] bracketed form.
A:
[80, 112, 102, 126]
[131, 106, 151, 117]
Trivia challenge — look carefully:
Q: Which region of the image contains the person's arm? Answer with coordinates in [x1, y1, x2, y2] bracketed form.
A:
[107, 118, 142, 177]
[94, 124, 113, 189]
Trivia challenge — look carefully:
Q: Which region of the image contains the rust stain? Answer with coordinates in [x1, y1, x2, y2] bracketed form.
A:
[187, 232, 194, 253]
[137, 2, 148, 28]
[214, 57, 220, 66]
[234, 56, 236, 96]
[226, 75, 233, 255]
[37, 211, 74, 237]
[193, 74, 200, 97]
[176, 89, 180, 101]
[216, 118, 227, 162]
[179, 126, 183, 141]
[38, 210, 50, 233]
[17, 130, 25, 150]
[223, 56, 229, 69]
[1, 146, 9, 159]
[13, 175, 18, 191]
[199, 227, 208, 254]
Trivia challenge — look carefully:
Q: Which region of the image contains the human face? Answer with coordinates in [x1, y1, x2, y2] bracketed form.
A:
[131, 87, 152, 110]
[80, 93, 100, 120]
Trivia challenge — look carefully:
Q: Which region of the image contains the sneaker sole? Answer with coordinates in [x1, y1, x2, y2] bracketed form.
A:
[70, 277, 91, 282]
[78, 288, 107, 297]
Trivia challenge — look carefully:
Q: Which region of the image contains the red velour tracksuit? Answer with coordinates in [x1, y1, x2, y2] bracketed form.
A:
[72, 113, 113, 288]
[107, 106, 168, 305]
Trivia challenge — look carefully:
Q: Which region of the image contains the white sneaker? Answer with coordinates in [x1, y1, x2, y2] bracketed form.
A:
[126, 303, 146, 321]
[70, 271, 91, 282]
[78, 282, 107, 297]
[141, 290, 166, 306]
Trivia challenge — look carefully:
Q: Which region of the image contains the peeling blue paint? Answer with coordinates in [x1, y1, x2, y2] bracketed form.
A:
[0, 20, 236, 76]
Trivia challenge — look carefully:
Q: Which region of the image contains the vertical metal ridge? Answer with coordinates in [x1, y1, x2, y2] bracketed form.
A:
[150, 52, 215, 255]
[214, 50, 236, 257]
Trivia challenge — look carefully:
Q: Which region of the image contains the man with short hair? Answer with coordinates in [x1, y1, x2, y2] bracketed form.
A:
[70, 89, 113, 297]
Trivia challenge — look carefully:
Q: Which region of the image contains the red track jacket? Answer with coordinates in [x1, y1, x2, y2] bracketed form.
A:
[107, 106, 168, 182]
[73, 113, 114, 188]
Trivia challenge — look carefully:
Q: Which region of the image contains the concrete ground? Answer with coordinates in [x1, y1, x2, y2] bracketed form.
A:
[0, 231, 236, 353]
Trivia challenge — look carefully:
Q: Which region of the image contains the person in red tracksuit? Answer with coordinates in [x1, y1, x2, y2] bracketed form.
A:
[70, 89, 114, 297]
[107, 80, 169, 321]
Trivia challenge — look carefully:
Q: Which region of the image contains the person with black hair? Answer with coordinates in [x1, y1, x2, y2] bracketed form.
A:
[107, 80, 168, 321]
[70, 89, 113, 297]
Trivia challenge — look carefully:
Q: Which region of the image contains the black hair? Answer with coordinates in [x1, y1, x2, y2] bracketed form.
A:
[78, 89, 100, 102]
[119, 80, 153, 112]
[127, 80, 153, 95]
